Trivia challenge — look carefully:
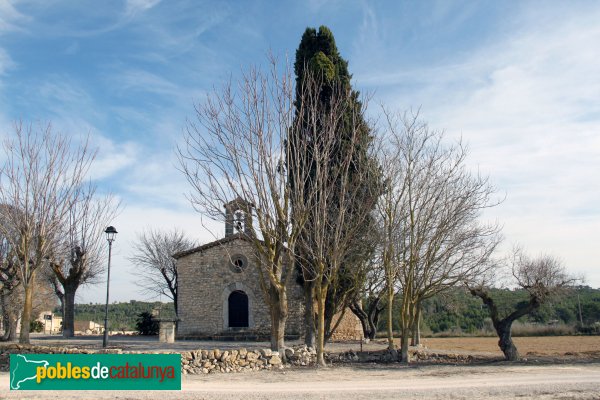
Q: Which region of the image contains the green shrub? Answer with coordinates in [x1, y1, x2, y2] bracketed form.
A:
[575, 323, 600, 335]
[30, 320, 44, 333]
[135, 312, 159, 335]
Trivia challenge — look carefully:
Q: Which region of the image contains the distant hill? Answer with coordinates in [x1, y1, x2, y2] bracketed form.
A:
[66, 286, 600, 335]
[57, 301, 176, 331]
[380, 286, 600, 336]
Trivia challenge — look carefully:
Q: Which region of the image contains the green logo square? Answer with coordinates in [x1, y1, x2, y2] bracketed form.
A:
[10, 353, 181, 390]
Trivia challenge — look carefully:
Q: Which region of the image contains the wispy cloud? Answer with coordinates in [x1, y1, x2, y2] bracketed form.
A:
[0, 0, 29, 34]
[360, 3, 600, 282]
[3, 1, 599, 299]
[108, 67, 181, 96]
[0, 0, 25, 89]
[37, 77, 93, 106]
[0, 48, 15, 76]
[124, 0, 161, 17]
[88, 135, 139, 181]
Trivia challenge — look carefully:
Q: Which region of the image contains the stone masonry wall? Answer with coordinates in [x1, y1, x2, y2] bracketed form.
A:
[177, 238, 304, 338]
[330, 310, 363, 341]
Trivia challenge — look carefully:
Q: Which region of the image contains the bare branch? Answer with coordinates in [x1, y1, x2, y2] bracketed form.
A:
[376, 109, 502, 362]
[0, 122, 96, 343]
[129, 228, 196, 312]
[177, 56, 326, 353]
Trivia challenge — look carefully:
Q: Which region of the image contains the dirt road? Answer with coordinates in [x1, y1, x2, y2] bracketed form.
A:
[1, 363, 599, 399]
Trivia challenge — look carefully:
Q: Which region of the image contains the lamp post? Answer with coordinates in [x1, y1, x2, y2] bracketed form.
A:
[102, 226, 117, 348]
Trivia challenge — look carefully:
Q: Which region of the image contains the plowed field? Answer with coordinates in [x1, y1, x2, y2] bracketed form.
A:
[420, 336, 600, 358]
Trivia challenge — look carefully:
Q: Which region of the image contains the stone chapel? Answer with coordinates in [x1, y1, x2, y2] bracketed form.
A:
[174, 198, 304, 339]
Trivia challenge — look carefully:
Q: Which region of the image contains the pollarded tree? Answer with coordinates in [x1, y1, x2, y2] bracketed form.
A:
[48, 183, 119, 337]
[129, 228, 197, 317]
[468, 248, 574, 360]
[0, 122, 95, 344]
[291, 25, 382, 350]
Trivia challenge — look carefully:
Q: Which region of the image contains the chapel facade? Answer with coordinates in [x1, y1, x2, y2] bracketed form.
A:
[174, 198, 305, 339]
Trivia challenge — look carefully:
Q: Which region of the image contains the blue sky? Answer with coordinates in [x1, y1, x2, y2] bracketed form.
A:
[1, 0, 599, 303]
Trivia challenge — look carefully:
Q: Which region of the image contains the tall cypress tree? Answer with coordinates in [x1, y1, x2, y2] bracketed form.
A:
[291, 26, 381, 348]
[294, 26, 351, 105]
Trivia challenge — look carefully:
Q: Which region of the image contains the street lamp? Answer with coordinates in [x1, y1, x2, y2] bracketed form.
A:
[102, 226, 117, 348]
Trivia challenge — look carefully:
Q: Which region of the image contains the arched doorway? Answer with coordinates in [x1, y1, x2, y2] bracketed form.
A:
[228, 290, 249, 328]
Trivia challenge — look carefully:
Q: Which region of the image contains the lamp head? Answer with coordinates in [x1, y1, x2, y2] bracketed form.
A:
[104, 226, 118, 242]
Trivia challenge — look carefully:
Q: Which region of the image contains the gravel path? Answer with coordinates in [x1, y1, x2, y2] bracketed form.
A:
[1, 363, 599, 399]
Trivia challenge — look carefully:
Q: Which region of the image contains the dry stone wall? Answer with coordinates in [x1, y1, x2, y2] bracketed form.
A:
[180, 345, 317, 374]
[0, 343, 476, 374]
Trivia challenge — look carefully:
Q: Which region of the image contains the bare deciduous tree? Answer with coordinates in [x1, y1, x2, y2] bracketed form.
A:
[295, 90, 378, 366]
[0, 122, 94, 343]
[379, 111, 501, 362]
[178, 58, 320, 354]
[468, 248, 574, 360]
[48, 184, 119, 337]
[373, 120, 408, 350]
[129, 228, 196, 316]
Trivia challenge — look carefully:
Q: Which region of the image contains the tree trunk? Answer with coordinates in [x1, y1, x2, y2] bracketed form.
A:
[497, 321, 519, 361]
[62, 285, 77, 338]
[58, 295, 65, 324]
[7, 315, 17, 341]
[349, 300, 370, 339]
[315, 285, 327, 366]
[173, 295, 178, 336]
[399, 289, 414, 363]
[1, 312, 8, 340]
[303, 281, 316, 348]
[400, 327, 410, 362]
[19, 283, 34, 344]
[269, 285, 288, 354]
[350, 298, 381, 340]
[1, 293, 10, 341]
[386, 288, 395, 350]
[1, 308, 17, 341]
[468, 285, 530, 362]
[411, 305, 421, 346]
[51, 282, 65, 323]
[368, 299, 384, 340]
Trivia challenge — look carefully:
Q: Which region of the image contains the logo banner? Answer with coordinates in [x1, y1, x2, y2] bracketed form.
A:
[10, 353, 181, 390]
